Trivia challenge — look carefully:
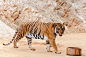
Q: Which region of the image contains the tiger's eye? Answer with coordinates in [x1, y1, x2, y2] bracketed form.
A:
[62, 26, 65, 30]
[58, 27, 60, 30]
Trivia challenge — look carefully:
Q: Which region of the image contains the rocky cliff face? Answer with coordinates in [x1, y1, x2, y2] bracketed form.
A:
[0, 0, 86, 33]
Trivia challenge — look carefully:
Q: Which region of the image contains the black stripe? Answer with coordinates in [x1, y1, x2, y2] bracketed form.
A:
[15, 28, 18, 34]
[26, 36, 29, 38]
[40, 36, 41, 38]
[30, 33, 32, 36]
[23, 31, 24, 38]
[26, 36, 32, 39]
[21, 33, 23, 38]
[26, 24, 30, 31]
[41, 37, 43, 39]
[41, 34, 44, 39]
[10, 41, 12, 43]
[38, 29, 41, 36]
[12, 38, 14, 41]
[38, 37, 40, 39]
[13, 37, 15, 38]
[43, 34, 44, 39]
[29, 39, 31, 41]
[38, 24, 41, 36]
[29, 38, 31, 39]
[30, 22, 36, 33]
[29, 42, 32, 43]
[35, 34, 37, 39]
[19, 38, 21, 39]
[33, 34, 35, 37]
[33, 25, 38, 34]
[28, 42, 29, 45]
[17, 28, 19, 31]
[16, 39, 18, 42]
[46, 41, 50, 44]
[28, 25, 30, 30]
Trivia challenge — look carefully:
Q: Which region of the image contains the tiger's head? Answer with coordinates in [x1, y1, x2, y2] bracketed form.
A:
[53, 23, 65, 36]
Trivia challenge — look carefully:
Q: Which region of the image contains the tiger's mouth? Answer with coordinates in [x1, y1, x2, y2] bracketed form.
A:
[59, 33, 62, 36]
[56, 31, 63, 36]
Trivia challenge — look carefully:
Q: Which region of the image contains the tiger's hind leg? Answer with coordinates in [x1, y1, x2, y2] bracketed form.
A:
[26, 36, 36, 51]
[14, 39, 19, 48]
[14, 34, 22, 48]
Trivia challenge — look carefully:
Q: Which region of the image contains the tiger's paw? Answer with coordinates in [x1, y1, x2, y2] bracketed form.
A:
[31, 48, 36, 51]
[55, 52, 61, 54]
[14, 46, 19, 48]
[47, 51, 53, 52]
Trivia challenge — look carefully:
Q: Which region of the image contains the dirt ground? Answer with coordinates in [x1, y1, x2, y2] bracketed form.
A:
[0, 33, 86, 57]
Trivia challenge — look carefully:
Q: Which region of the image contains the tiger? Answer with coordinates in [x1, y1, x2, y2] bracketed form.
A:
[3, 21, 65, 54]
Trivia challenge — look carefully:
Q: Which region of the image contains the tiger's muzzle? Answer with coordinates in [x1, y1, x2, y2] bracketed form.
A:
[59, 33, 62, 36]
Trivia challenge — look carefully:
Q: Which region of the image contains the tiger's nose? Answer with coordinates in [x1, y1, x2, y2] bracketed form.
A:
[56, 31, 59, 33]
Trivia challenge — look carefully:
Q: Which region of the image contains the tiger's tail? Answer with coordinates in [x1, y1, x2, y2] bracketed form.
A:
[3, 29, 18, 46]
[3, 37, 15, 46]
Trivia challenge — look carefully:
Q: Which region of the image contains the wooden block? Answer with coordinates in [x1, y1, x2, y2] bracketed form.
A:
[67, 47, 81, 56]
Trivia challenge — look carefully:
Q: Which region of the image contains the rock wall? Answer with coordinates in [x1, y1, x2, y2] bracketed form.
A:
[0, 0, 86, 33]
[0, 20, 14, 39]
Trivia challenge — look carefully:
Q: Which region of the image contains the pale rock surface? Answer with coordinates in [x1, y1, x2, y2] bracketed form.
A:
[0, 0, 86, 33]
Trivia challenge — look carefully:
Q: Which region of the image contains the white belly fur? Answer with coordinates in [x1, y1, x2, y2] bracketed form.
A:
[25, 33, 34, 38]
[25, 33, 48, 40]
[44, 36, 48, 40]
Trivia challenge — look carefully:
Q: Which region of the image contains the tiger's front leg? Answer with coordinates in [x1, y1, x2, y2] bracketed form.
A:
[48, 34, 61, 54]
[26, 36, 36, 51]
[46, 40, 51, 52]
[50, 39, 61, 54]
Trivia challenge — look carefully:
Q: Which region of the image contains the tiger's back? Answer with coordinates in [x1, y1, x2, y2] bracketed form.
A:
[17, 22, 51, 39]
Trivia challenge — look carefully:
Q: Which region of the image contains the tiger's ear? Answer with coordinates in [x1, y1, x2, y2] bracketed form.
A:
[63, 22, 68, 26]
[63, 22, 65, 25]
[53, 23, 57, 28]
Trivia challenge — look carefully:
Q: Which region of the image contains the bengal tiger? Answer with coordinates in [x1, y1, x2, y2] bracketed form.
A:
[3, 21, 65, 54]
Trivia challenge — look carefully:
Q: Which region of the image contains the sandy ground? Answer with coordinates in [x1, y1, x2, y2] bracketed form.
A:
[0, 33, 86, 57]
